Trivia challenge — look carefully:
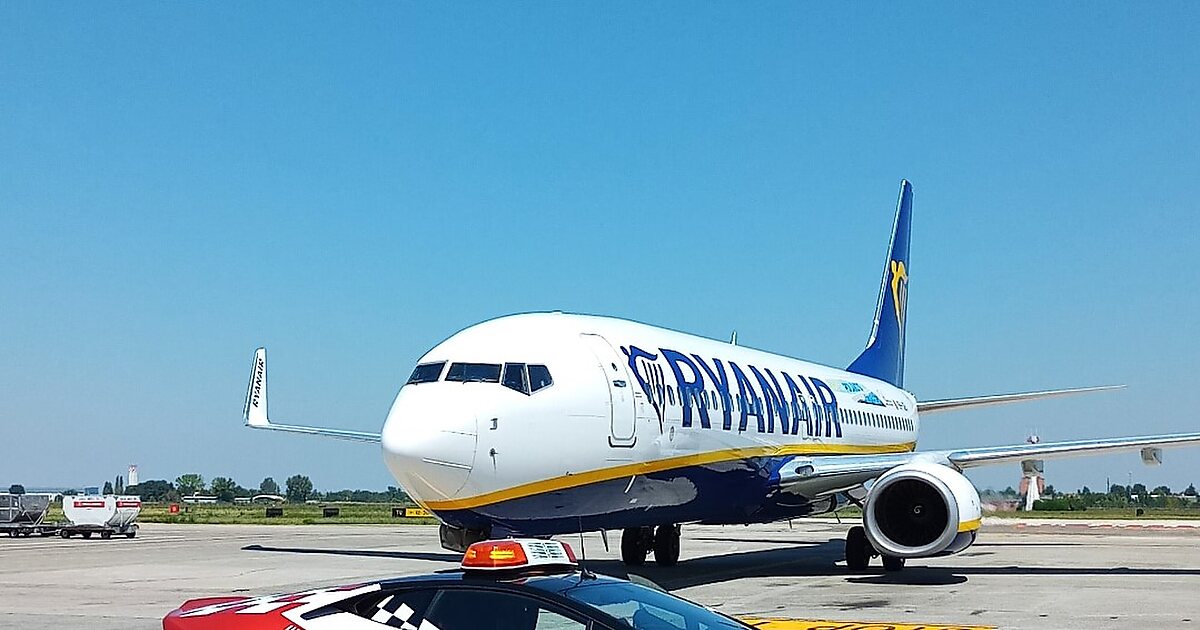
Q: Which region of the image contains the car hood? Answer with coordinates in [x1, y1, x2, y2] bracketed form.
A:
[163, 584, 379, 630]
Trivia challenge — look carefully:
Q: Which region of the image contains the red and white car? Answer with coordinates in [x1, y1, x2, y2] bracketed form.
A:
[164, 539, 750, 630]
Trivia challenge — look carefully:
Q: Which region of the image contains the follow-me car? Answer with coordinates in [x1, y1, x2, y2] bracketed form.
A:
[243, 180, 1200, 570]
[163, 539, 749, 630]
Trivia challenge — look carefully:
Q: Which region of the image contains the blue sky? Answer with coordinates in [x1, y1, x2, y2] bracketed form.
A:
[2, 4, 1198, 494]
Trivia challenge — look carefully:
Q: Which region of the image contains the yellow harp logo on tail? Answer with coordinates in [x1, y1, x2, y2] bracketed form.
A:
[890, 260, 908, 329]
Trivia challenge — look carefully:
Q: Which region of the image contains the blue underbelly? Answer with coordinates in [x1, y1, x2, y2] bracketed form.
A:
[433, 455, 824, 536]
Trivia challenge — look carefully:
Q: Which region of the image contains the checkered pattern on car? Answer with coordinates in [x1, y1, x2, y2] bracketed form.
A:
[369, 595, 442, 630]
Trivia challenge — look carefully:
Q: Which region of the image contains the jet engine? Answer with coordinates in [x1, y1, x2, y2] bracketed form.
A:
[863, 461, 981, 559]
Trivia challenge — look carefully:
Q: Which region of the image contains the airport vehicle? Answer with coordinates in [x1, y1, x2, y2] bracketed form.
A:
[58, 495, 140, 539]
[243, 180, 1200, 571]
[0, 493, 55, 537]
[163, 538, 750, 629]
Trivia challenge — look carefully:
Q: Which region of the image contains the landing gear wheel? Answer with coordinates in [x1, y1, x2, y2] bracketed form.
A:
[882, 555, 906, 572]
[845, 525, 872, 571]
[653, 525, 681, 567]
[621, 527, 650, 566]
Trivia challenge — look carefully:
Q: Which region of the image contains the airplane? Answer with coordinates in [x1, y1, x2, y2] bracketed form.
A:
[242, 180, 1200, 571]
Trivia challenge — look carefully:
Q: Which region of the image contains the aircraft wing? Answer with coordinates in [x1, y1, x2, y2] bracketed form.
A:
[917, 384, 1123, 415]
[242, 348, 382, 443]
[774, 452, 922, 496]
[775, 431, 1200, 495]
[944, 432, 1200, 468]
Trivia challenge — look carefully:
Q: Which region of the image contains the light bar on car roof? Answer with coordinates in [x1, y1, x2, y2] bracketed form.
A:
[461, 539, 577, 570]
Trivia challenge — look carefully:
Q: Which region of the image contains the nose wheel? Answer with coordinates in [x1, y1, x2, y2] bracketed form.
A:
[621, 524, 681, 566]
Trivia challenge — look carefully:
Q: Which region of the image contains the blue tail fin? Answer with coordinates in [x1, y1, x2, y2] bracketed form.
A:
[847, 180, 913, 388]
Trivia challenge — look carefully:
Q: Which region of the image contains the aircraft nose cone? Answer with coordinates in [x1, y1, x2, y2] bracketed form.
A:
[382, 387, 478, 502]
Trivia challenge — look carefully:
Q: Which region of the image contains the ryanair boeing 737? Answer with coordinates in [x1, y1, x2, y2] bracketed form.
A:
[242, 181, 1200, 571]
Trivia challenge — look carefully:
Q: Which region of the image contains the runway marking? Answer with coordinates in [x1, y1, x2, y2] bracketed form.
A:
[1008, 521, 1200, 530]
[741, 618, 994, 630]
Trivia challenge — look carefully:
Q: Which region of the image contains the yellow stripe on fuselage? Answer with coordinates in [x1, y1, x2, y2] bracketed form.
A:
[423, 441, 916, 511]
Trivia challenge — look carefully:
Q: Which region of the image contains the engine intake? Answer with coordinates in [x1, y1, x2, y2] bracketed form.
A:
[864, 461, 981, 558]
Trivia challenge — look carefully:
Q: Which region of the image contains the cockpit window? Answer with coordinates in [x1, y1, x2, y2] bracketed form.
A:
[446, 362, 502, 383]
[406, 362, 445, 384]
[502, 363, 529, 394]
[528, 364, 553, 392]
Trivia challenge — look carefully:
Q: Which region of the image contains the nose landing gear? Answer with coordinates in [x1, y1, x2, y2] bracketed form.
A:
[439, 523, 490, 553]
[844, 525, 905, 572]
[621, 524, 681, 566]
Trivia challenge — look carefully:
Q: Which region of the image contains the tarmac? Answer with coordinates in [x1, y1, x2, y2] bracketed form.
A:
[1, 518, 1198, 630]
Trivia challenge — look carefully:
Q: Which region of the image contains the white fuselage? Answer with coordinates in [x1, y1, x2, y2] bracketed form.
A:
[381, 312, 919, 536]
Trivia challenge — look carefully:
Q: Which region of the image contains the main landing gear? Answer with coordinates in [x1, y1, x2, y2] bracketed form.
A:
[621, 524, 681, 567]
[844, 525, 905, 572]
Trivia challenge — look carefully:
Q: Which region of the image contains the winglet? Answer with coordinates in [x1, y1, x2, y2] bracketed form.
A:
[847, 180, 913, 388]
[239, 348, 382, 443]
[244, 347, 269, 427]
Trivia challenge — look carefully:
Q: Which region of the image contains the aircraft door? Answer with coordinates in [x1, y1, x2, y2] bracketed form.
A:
[579, 333, 636, 447]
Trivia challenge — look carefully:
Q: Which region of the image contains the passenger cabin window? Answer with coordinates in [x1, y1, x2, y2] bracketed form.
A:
[407, 362, 446, 384]
[502, 363, 529, 395]
[446, 363, 502, 383]
[528, 364, 553, 392]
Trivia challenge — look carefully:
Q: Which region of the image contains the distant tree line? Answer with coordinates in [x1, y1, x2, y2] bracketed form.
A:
[112, 474, 411, 504]
[982, 483, 1199, 511]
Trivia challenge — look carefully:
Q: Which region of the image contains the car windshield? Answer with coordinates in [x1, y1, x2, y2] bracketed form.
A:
[560, 579, 750, 630]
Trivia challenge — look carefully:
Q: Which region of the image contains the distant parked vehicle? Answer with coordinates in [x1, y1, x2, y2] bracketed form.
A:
[59, 495, 141, 539]
[0, 493, 55, 538]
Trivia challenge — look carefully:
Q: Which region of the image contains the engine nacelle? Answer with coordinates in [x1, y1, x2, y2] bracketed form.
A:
[863, 462, 982, 559]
